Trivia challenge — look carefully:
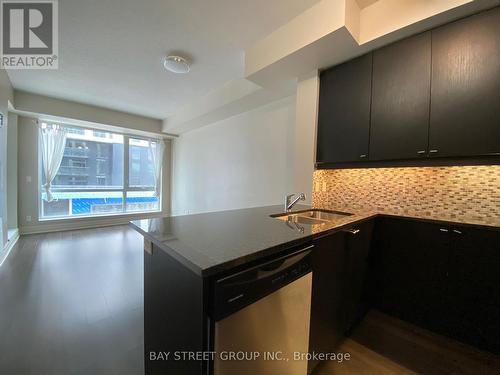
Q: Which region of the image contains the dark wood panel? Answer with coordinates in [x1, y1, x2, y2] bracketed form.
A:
[370, 32, 431, 160]
[430, 7, 500, 157]
[446, 226, 500, 354]
[371, 217, 500, 355]
[145, 244, 208, 374]
[343, 221, 374, 333]
[371, 218, 451, 330]
[317, 53, 373, 163]
[309, 233, 347, 373]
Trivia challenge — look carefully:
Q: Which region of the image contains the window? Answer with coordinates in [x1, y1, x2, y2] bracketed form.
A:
[40, 124, 161, 219]
[128, 138, 155, 188]
[67, 127, 84, 136]
[93, 130, 108, 138]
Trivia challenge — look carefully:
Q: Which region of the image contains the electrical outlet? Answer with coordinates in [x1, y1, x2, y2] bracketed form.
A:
[26, 176, 32, 183]
[26, 216, 32, 222]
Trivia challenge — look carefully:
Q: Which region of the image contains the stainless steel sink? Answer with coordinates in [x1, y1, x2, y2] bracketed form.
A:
[271, 209, 353, 225]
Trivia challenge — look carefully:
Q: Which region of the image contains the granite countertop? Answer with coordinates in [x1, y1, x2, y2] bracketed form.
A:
[131, 204, 499, 277]
[130, 205, 376, 277]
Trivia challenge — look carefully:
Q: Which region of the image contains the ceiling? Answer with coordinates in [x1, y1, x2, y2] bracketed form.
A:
[6, 0, 320, 119]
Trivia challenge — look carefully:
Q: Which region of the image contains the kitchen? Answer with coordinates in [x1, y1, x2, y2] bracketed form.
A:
[0, 1, 499, 374]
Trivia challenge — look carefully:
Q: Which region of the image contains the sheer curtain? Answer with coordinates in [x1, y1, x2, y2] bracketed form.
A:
[149, 139, 165, 198]
[39, 123, 67, 202]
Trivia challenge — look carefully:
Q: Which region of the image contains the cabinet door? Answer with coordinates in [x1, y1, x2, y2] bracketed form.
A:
[309, 233, 347, 373]
[343, 221, 374, 333]
[316, 53, 372, 164]
[430, 8, 500, 157]
[371, 218, 451, 330]
[446, 226, 500, 354]
[370, 32, 431, 160]
[145, 244, 206, 374]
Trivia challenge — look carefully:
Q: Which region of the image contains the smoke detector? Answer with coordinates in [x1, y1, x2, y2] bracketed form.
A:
[163, 55, 190, 74]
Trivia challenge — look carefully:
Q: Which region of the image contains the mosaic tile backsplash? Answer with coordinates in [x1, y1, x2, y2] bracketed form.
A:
[312, 165, 500, 227]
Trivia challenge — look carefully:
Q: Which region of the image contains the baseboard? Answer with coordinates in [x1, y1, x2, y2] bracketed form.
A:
[1, 228, 20, 266]
[18, 212, 164, 235]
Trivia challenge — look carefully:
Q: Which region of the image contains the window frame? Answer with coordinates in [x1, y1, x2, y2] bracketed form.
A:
[38, 123, 162, 221]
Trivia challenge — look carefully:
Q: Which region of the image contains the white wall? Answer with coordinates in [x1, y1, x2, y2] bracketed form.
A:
[0, 70, 14, 248]
[14, 90, 164, 136]
[292, 72, 319, 201]
[171, 96, 297, 215]
[7, 113, 18, 230]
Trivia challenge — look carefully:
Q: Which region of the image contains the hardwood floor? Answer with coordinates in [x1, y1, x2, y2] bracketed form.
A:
[315, 338, 418, 375]
[1, 227, 498, 375]
[316, 310, 500, 375]
[0, 226, 144, 375]
[350, 310, 500, 375]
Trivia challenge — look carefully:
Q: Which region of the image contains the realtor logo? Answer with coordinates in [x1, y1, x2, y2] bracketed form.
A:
[1, 0, 58, 69]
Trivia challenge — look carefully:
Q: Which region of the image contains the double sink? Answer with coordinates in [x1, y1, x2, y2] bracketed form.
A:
[270, 209, 352, 226]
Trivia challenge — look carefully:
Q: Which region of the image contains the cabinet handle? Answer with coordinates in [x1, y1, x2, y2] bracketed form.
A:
[417, 150, 426, 155]
[228, 294, 244, 303]
[429, 149, 438, 154]
[439, 228, 449, 232]
[453, 229, 462, 234]
[359, 154, 367, 159]
[342, 228, 360, 235]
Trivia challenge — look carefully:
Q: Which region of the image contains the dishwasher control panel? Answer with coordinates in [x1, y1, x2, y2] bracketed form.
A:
[212, 246, 313, 321]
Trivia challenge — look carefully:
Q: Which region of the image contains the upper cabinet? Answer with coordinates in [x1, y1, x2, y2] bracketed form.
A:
[370, 32, 431, 161]
[316, 53, 372, 164]
[429, 8, 500, 157]
[316, 7, 500, 167]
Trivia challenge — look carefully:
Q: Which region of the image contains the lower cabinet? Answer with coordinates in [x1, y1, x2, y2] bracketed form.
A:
[446, 226, 500, 353]
[308, 232, 346, 373]
[370, 218, 451, 330]
[342, 221, 375, 332]
[371, 217, 500, 354]
[144, 244, 207, 375]
[308, 221, 374, 373]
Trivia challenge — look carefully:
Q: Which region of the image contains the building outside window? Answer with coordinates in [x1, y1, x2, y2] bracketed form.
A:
[40, 124, 161, 219]
[93, 130, 108, 138]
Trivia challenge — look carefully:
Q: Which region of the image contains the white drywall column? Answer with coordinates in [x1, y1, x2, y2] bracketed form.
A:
[292, 71, 319, 203]
[0, 70, 14, 248]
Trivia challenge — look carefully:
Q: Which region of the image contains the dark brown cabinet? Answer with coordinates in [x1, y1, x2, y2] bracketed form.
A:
[342, 221, 375, 332]
[370, 32, 431, 160]
[446, 226, 500, 353]
[429, 8, 500, 157]
[371, 218, 451, 331]
[371, 217, 500, 354]
[316, 7, 500, 167]
[309, 221, 374, 373]
[309, 232, 347, 372]
[316, 53, 372, 164]
[144, 244, 207, 374]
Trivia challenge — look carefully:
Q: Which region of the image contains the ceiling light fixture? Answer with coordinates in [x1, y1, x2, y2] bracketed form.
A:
[163, 55, 191, 74]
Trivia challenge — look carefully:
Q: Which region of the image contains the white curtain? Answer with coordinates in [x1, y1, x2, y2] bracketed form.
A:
[39, 123, 67, 202]
[149, 139, 165, 197]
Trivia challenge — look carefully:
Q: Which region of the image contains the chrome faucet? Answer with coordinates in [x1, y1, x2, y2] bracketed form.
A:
[284, 192, 306, 212]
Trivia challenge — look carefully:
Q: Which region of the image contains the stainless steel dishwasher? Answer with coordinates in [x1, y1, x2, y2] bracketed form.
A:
[212, 245, 313, 375]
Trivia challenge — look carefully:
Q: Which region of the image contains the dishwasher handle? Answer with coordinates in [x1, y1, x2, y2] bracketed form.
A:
[216, 245, 313, 287]
[213, 245, 313, 321]
[256, 246, 313, 281]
